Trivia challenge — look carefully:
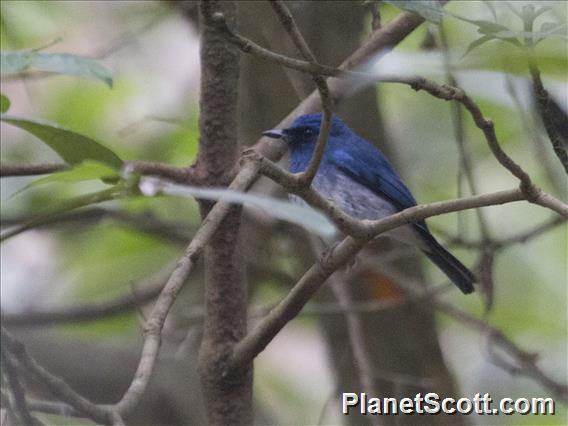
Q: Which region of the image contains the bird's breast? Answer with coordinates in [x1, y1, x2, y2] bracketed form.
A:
[309, 169, 397, 220]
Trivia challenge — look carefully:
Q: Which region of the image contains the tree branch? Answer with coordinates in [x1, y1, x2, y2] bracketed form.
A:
[113, 160, 259, 418]
[440, 215, 566, 251]
[252, 9, 427, 161]
[436, 301, 568, 402]
[1, 344, 43, 426]
[1, 328, 118, 425]
[126, 160, 202, 185]
[269, 0, 333, 187]
[1, 268, 170, 327]
[211, 5, 566, 219]
[372, 263, 568, 403]
[1, 207, 192, 245]
[230, 181, 527, 368]
[0, 163, 68, 177]
[401, 77, 568, 216]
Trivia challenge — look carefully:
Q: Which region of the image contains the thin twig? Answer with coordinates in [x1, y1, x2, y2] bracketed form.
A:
[1, 207, 192, 245]
[261, 154, 529, 238]
[251, 9, 428, 160]
[310, 236, 380, 426]
[26, 398, 83, 419]
[436, 215, 566, 250]
[114, 159, 260, 417]
[437, 301, 568, 402]
[403, 77, 567, 216]
[371, 264, 567, 402]
[269, 0, 333, 187]
[495, 215, 566, 247]
[439, 26, 492, 243]
[230, 235, 367, 369]
[1, 345, 44, 426]
[330, 277, 381, 426]
[203, 10, 353, 79]
[230, 183, 529, 369]
[210, 8, 566, 217]
[1, 328, 117, 425]
[0, 163, 68, 177]
[1, 185, 124, 242]
[126, 160, 202, 185]
[1, 267, 171, 327]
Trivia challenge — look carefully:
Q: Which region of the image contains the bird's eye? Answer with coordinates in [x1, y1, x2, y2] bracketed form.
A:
[304, 128, 314, 136]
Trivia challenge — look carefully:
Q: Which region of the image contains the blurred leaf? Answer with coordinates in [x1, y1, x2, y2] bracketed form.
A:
[384, 0, 445, 24]
[463, 34, 495, 57]
[535, 22, 568, 45]
[503, 1, 523, 19]
[1, 184, 124, 242]
[493, 29, 568, 42]
[0, 50, 113, 87]
[0, 115, 123, 169]
[540, 22, 563, 34]
[460, 42, 567, 76]
[0, 93, 10, 112]
[140, 178, 337, 238]
[452, 17, 511, 34]
[61, 226, 178, 324]
[448, 15, 523, 49]
[11, 161, 119, 199]
[521, 4, 537, 25]
[533, 6, 553, 20]
[483, 1, 498, 21]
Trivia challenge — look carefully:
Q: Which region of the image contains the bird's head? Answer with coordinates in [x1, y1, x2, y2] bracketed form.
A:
[262, 113, 347, 149]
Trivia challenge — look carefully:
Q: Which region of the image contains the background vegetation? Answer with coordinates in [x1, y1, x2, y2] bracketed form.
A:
[1, 1, 566, 425]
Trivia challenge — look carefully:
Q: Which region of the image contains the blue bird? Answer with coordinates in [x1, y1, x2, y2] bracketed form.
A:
[263, 113, 475, 294]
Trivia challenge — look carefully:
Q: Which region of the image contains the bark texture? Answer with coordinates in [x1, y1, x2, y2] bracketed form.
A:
[197, 1, 252, 424]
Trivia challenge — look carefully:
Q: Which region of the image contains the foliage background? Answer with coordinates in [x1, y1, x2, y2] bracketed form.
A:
[1, 1, 566, 425]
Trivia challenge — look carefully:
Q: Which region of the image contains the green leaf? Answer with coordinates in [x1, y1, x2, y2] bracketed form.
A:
[533, 6, 553, 20]
[0, 51, 113, 87]
[521, 4, 537, 25]
[450, 15, 510, 34]
[462, 35, 495, 57]
[11, 161, 119, 199]
[450, 16, 522, 49]
[473, 20, 511, 35]
[1, 185, 124, 242]
[0, 115, 123, 170]
[140, 178, 337, 238]
[541, 22, 563, 34]
[0, 94, 10, 113]
[493, 29, 567, 40]
[483, 1, 498, 21]
[384, 0, 445, 24]
[503, 2, 523, 19]
[535, 22, 568, 44]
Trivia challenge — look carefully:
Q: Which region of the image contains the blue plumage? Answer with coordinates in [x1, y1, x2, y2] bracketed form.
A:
[263, 113, 475, 294]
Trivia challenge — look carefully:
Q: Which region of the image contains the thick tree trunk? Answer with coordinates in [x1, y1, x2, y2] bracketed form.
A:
[196, 1, 252, 424]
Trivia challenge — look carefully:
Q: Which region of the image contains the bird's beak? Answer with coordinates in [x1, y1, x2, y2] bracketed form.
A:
[262, 129, 285, 139]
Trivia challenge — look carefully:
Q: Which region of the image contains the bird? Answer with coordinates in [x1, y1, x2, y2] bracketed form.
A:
[263, 113, 475, 294]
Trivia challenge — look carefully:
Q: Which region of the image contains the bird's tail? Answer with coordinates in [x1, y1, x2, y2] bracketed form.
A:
[421, 238, 476, 294]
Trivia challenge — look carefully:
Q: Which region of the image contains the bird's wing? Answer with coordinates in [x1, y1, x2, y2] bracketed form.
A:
[329, 144, 417, 211]
[328, 142, 431, 236]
